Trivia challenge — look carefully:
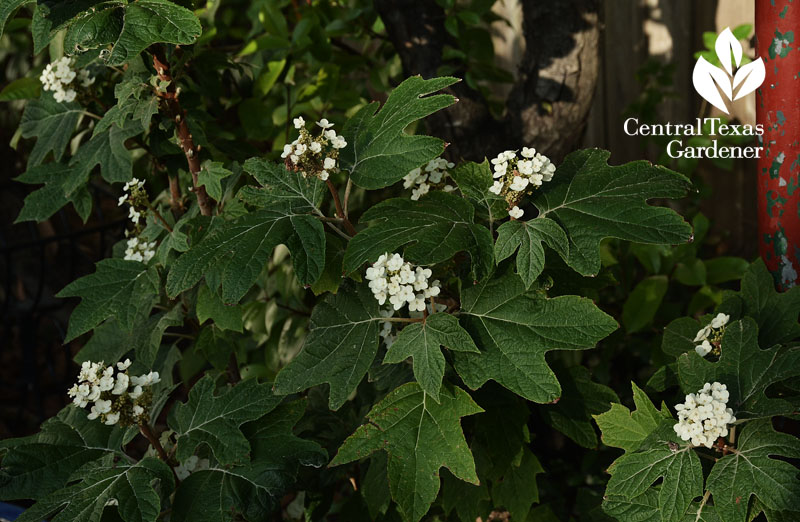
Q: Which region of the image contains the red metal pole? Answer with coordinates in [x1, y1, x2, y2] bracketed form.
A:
[756, 0, 800, 290]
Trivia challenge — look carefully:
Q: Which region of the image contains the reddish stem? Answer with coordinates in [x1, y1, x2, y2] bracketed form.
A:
[325, 179, 357, 235]
[152, 53, 213, 217]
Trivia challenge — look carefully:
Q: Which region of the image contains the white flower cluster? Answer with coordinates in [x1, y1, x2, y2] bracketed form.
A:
[67, 359, 160, 427]
[403, 157, 456, 200]
[694, 313, 730, 357]
[488, 147, 556, 219]
[366, 253, 441, 312]
[117, 178, 158, 263]
[674, 382, 736, 448]
[281, 117, 346, 181]
[118, 178, 146, 223]
[39, 57, 94, 103]
[124, 237, 156, 263]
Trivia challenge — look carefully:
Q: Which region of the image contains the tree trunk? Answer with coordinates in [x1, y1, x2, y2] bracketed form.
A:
[374, 0, 601, 163]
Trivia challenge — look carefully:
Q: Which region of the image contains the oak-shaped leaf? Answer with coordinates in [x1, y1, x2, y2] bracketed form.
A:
[171, 400, 327, 522]
[273, 282, 382, 410]
[20, 96, 82, 166]
[593, 382, 672, 453]
[240, 157, 325, 214]
[449, 160, 507, 226]
[533, 148, 692, 276]
[15, 457, 173, 522]
[453, 269, 617, 403]
[721, 258, 800, 348]
[167, 376, 281, 465]
[676, 318, 800, 420]
[57, 259, 160, 342]
[706, 419, 800, 522]
[494, 217, 568, 288]
[489, 448, 543, 520]
[14, 162, 92, 223]
[383, 312, 479, 401]
[166, 208, 325, 303]
[0, 406, 129, 501]
[343, 191, 494, 280]
[600, 396, 703, 522]
[339, 75, 458, 189]
[330, 382, 483, 522]
[65, 119, 144, 194]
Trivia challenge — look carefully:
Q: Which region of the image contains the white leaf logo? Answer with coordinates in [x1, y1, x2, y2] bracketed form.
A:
[692, 27, 765, 114]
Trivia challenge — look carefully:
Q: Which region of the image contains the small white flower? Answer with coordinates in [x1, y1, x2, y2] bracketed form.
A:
[294, 143, 307, 156]
[310, 141, 322, 153]
[112, 372, 129, 395]
[281, 144, 293, 158]
[695, 340, 712, 357]
[104, 412, 120, 426]
[489, 180, 504, 195]
[521, 147, 536, 158]
[317, 118, 334, 129]
[323, 157, 336, 170]
[508, 206, 524, 219]
[710, 313, 730, 329]
[509, 176, 529, 192]
[293, 116, 305, 129]
[324, 129, 337, 140]
[319, 171, 329, 181]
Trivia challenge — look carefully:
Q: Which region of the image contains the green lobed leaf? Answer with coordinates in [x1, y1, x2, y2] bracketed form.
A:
[449, 160, 506, 226]
[197, 161, 232, 202]
[14, 163, 92, 223]
[20, 97, 83, 166]
[453, 269, 618, 403]
[74, 305, 183, 368]
[0, 406, 128, 501]
[330, 382, 483, 522]
[725, 259, 800, 347]
[171, 400, 326, 522]
[273, 281, 382, 410]
[106, 0, 202, 66]
[66, 119, 144, 194]
[241, 157, 325, 214]
[706, 419, 800, 522]
[494, 217, 568, 289]
[604, 422, 704, 522]
[166, 209, 326, 303]
[490, 448, 543, 521]
[15, 457, 173, 522]
[343, 191, 494, 280]
[593, 382, 672, 453]
[533, 148, 692, 275]
[676, 318, 800, 420]
[440, 469, 490, 522]
[383, 312, 479, 401]
[339, 75, 458, 189]
[57, 259, 160, 342]
[167, 375, 281, 465]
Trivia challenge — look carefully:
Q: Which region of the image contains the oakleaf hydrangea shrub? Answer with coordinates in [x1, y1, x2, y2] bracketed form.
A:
[1, 4, 799, 522]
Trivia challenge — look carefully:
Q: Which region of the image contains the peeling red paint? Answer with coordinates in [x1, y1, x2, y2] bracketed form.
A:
[757, 0, 800, 290]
